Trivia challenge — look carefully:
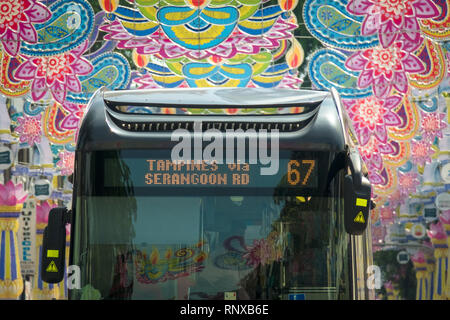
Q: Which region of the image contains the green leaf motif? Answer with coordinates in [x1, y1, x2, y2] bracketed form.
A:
[41, 26, 69, 40]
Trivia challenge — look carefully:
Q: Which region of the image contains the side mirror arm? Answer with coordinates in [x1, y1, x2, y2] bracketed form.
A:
[344, 148, 372, 235]
[346, 149, 363, 189]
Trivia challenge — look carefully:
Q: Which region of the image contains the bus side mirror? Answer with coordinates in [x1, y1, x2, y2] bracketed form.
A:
[344, 150, 372, 235]
[41, 207, 70, 283]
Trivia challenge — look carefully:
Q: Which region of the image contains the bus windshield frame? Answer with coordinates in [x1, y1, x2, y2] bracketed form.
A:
[68, 148, 352, 300]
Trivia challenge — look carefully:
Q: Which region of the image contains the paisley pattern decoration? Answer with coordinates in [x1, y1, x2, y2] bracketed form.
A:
[409, 39, 446, 90]
[66, 52, 131, 104]
[382, 140, 410, 168]
[0, 0, 448, 298]
[302, 0, 450, 269]
[308, 48, 372, 99]
[20, 0, 95, 56]
[370, 165, 397, 196]
[304, 0, 448, 215]
[0, 50, 30, 97]
[303, 0, 379, 50]
[42, 102, 76, 145]
[387, 96, 420, 141]
[23, 100, 46, 116]
[419, 0, 450, 40]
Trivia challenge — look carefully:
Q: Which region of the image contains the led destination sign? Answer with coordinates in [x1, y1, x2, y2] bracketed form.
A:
[104, 157, 319, 189]
[144, 159, 316, 187]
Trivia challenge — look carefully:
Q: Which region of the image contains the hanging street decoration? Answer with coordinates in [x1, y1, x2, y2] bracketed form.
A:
[0, 0, 449, 299]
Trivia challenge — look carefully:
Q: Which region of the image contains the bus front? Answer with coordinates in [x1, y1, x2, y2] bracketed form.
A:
[41, 88, 373, 300]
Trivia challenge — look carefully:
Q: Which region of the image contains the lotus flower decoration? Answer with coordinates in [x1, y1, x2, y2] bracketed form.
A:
[427, 221, 447, 242]
[36, 200, 56, 226]
[0, 180, 28, 208]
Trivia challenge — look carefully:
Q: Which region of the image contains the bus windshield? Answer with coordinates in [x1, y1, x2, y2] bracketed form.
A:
[70, 149, 351, 300]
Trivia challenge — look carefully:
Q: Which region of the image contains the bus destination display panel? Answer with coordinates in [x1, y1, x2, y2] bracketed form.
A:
[103, 152, 320, 190]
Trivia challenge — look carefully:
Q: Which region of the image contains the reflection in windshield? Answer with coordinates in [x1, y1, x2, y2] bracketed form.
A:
[71, 194, 350, 300]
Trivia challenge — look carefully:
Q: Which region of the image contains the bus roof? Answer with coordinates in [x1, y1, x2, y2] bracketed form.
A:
[103, 87, 329, 107]
[77, 87, 349, 153]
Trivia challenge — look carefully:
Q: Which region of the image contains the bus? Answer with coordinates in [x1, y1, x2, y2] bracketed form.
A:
[41, 87, 374, 300]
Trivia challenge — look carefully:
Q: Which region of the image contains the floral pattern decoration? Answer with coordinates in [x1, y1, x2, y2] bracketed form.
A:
[0, 0, 51, 56]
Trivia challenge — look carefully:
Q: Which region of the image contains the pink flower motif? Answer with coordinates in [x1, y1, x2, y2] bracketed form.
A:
[380, 206, 395, 224]
[358, 135, 395, 170]
[343, 95, 401, 145]
[345, 42, 425, 98]
[14, 40, 93, 104]
[57, 151, 75, 176]
[397, 171, 419, 195]
[388, 189, 406, 207]
[347, 0, 439, 48]
[0, 180, 28, 206]
[410, 139, 434, 166]
[0, 0, 51, 56]
[36, 200, 56, 225]
[14, 113, 42, 146]
[420, 111, 447, 142]
[427, 221, 447, 241]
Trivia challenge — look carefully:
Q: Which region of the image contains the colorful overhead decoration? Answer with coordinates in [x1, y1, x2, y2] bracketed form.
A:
[0, 0, 51, 57]
[0, 0, 449, 299]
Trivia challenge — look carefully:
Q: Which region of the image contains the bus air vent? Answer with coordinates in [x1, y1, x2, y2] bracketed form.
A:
[109, 117, 315, 133]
